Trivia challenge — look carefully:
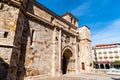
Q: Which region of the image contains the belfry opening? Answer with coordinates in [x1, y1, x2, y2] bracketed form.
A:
[62, 49, 73, 74]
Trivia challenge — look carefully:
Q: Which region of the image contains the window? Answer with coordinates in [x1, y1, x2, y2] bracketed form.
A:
[68, 27, 71, 29]
[55, 37, 58, 41]
[82, 63, 85, 70]
[115, 56, 119, 58]
[109, 56, 113, 59]
[51, 17, 54, 23]
[103, 52, 107, 54]
[3, 32, 8, 38]
[30, 30, 34, 45]
[98, 52, 102, 54]
[109, 51, 112, 54]
[71, 18, 73, 23]
[114, 51, 118, 53]
[0, 3, 4, 10]
[74, 20, 76, 25]
[104, 57, 108, 59]
[99, 57, 102, 59]
[90, 63, 92, 67]
[78, 44, 79, 52]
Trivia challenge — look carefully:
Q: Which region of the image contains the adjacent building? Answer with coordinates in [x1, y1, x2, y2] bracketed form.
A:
[92, 43, 120, 69]
[0, 0, 93, 80]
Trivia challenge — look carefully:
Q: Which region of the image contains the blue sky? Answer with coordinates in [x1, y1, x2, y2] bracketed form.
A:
[36, 0, 120, 46]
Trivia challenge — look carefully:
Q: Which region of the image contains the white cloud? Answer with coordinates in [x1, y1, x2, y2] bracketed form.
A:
[71, 0, 112, 17]
[92, 19, 120, 45]
[71, 1, 91, 16]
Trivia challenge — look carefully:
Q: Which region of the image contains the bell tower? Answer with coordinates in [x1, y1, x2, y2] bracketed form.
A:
[61, 12, 78, 27]
[77, 25, 93, 73]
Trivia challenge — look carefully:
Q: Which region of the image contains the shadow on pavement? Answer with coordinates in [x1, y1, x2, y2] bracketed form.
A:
[112, 78, 120, 80]
[0, 57, 9, 80]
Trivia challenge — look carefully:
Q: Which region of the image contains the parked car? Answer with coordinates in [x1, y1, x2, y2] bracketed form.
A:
[106, 68, 120, 75]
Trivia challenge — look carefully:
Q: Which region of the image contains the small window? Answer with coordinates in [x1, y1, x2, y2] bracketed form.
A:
[4, 32, 8, 38]
[51, 17, 54, 23]
[114, 51, 118, 53]
[103, 52, 107, 54]
[55, 37, 58, 41]
[30, 30, 34, 45]
[68, 27, 71, 29]
[74, 20, 76, 25]
[82, 63, 85, 70]
[109, 56, 113, 59]
[104, 57, 108, 59]
[115, 56, 119, 58]
[71, 18, 73, 23]
[98, 52, 102, 54]
[0, 4, 4, 10]
[78, 44, 79, 52]
[99, 57, 102, 59]
[90, 63, 92, 67]
[109, 51, 112, 54]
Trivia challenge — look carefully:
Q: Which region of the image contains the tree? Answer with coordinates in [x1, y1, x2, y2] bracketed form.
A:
[113, 60, 120, 68]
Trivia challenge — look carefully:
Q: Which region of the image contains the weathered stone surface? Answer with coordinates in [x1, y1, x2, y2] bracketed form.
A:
[0, 0, 93, 80]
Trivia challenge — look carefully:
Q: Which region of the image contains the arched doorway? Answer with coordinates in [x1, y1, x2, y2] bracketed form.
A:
[95, 64, 99, 69]
[62, 49, 73, 74]
[100, 64, 104, 69]
[105, 64, 110, 69]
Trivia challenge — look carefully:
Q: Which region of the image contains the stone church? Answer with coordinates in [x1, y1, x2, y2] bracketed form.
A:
[0, 0, 92, 80]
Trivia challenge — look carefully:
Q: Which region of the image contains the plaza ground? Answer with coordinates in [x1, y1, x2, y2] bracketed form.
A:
[25, 72, 120, 80]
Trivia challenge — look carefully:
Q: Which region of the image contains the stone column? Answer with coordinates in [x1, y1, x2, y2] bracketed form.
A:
[52, 27, 56, 76]
[103, 64, 106, 69]
[7, 0, 28, 80]
[7, 12, 25, 80]
[16, 17, 30, 80]
[109, 63, 111, 68]
[58, 29, 62, 75]
[7, 11, 25, 80]
[98, 64, 100, 69]
[74, 36, 78, 73]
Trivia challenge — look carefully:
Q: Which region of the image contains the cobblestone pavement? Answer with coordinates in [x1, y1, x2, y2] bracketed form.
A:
[25, 73, 120, 80]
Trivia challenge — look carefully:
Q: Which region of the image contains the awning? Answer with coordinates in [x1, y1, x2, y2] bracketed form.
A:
[99, 60, 109, 63]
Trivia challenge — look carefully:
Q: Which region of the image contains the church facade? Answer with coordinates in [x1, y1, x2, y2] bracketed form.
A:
[0, 0, 92, 80]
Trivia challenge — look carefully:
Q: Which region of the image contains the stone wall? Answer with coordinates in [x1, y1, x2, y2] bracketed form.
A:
[78, 26, 93, 72]
[0, 2, 19, 80]
[0, 0, 93, 80]
[25, 20, 54, 76]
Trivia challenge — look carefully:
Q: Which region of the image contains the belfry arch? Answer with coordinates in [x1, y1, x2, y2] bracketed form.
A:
[62, 47, 73, 74]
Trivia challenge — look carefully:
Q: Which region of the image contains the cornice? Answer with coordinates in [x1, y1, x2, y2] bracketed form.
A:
[1, 0, 78, 37]
[80, 38, 91, 42]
